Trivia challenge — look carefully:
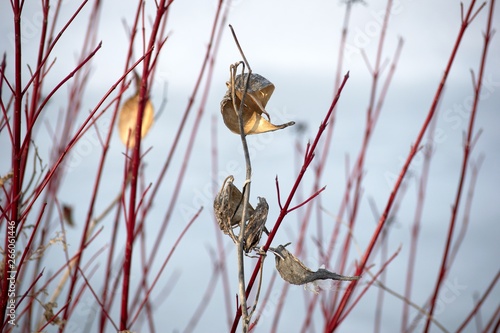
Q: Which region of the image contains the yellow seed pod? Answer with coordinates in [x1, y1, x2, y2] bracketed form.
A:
[221, 73, 294, 135]
[118, 74, 154, 148]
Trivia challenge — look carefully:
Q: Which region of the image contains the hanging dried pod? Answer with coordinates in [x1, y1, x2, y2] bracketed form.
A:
[118, 72, 154, 148]
[213, 175, 254, 234]
[270, 243, 360, 286]
[220, 73, 295, 135]
[243, 197, 269, 253]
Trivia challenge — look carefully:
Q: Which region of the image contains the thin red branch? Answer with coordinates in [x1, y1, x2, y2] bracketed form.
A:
[77, 267, 119, 331]
[456, 269, 500, 332]
[140, 0, 226, 272]
[424, 1, 493, 330]
[286, 186, 326, 214]
[326, 1, 482, 330]
[99, 2, 143, 329]
[1, 269, 44, 330]
[338, 246, 401, 325]
[129, 207, 201, 327]
[1, 0, 23, 324]
[183, 255, 221, 333]
[402, 111, 438, 331]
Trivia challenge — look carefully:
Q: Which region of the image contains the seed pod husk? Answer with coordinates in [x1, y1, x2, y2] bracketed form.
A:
[221, 73, 295, 135]
[213, 175, 254, 234]
[118, 73, 154, 148]
[270, 243, 360, 285]
[243, 197, 269, 253]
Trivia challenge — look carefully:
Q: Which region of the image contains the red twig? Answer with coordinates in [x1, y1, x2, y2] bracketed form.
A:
[0, 269, 43, 330]
[338, 246, 401, 325]
[456, 269, 500, 332]
[1, 0, 23, 324]
[424, 1, 492, 331]
[140, 0, 225, 273]
[482, 304, 500, 333]
[401, 111, 438, 331]
[129, 207, 201, 327]
[36, 302, 70, 331]
[77, 267, 119, 332]
[286, 186, 326, 213]
[183, 251, 221, 333]
[326, 1, 483, 330]
[99, 1, 143, 330]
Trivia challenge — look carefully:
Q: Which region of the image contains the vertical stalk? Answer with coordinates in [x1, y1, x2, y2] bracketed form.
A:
[120, 1, 168, 329]
[326, 1, 482, 330]
[2, 0, 22, 325]
[424, 0, 494, 331]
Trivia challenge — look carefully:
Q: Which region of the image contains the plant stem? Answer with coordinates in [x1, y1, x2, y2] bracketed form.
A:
[230, 72, 350, 333]
[326, 1, 483, 330]
[424, 1, 493, 331]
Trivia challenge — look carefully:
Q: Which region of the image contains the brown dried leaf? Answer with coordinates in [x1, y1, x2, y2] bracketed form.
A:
[270, 243, 360, 285]
[213, 175, 254, 234]
[221, 73, 295, 135]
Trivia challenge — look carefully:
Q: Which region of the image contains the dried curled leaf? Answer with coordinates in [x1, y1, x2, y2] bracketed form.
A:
[118, 74, 154, 148]
[213, 175, 254, 234]
[221, 73, 295, 135]
[270, 243, 360, 286]
[243, 197, 268, 253]
[43, 301, 65, 327]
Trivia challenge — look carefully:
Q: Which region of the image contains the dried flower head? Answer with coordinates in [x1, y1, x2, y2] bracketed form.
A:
[270, 243, 360, 286]
[243, 197, 269, 253]
[213, 175, 254, 234]
[221, 73, 295, 135]
[118, 72, 154, 148]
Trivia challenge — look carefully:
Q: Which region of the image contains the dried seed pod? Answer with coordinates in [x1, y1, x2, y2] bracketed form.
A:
[118, 73, 154, 148]
[243, 197, 269, 253]
[221, 73, 295, 135]
[213, 175, 254, 234]
[270, 243, 360, 286]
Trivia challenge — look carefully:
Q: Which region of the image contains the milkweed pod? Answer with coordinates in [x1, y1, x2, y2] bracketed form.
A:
[118, 77, 154, 148]
[269, 243, 360, 287]
[243, 197, 269, 253]
[214, 175, 255, 234]
[221, 73, 295, 135]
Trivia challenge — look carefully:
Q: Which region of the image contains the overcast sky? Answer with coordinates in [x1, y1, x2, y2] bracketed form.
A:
[1, 0, 499, 332]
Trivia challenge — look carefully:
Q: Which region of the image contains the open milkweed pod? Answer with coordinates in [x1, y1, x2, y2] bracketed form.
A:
[243, 197, 269, 253]
[118, 73, 154, 148]
[269, 243, 360, 287]
[220, 73, 295, 135]
[213, 175, 255, 235]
